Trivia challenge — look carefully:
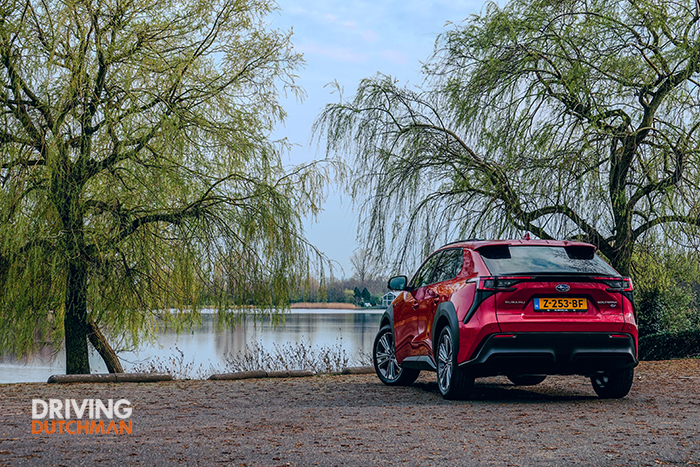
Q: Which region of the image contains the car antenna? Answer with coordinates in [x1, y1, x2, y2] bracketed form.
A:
[524, 233, 531, 240]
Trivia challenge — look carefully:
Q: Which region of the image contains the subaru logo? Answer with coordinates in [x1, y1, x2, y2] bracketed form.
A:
[555, 284, 571, 293]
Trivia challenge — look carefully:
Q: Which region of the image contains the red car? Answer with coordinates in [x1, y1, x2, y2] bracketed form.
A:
[373, 239, 638, 399]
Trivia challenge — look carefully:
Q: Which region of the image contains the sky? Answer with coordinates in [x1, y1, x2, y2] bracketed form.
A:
[269, 0, 499, 277]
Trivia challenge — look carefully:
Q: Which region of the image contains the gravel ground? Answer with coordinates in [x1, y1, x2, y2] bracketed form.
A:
[1, 359, 699, 466]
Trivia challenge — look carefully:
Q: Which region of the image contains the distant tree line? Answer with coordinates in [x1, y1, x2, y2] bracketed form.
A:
[290, 275, 388, 307]
[286, 248, 391, 306]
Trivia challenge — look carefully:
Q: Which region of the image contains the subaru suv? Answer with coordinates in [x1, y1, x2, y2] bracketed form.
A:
[373, 239, 638, 399]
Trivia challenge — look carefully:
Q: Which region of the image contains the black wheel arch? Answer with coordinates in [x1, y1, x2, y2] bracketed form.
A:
[432, 301, 460, 365]
[379, 306, 394, 332]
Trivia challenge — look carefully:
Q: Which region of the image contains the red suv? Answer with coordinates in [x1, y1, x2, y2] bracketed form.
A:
[373, 239, 638, 399]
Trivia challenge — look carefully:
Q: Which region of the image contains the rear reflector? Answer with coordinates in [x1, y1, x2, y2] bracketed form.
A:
[493, 334, 516, 339]
[609, 334, 629, 339]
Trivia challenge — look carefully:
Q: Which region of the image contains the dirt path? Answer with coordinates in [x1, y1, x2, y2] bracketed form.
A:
[1, 359, 699, 466]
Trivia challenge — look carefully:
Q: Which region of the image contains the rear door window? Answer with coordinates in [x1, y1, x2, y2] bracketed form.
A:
[430, 248, 463, 283]
[409, 252, 442, 289]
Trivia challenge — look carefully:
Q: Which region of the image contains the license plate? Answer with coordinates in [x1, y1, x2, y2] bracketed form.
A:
[534, 297, 587, 312]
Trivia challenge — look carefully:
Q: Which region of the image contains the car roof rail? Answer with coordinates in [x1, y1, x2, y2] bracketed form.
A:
[440, 238, 484, 247]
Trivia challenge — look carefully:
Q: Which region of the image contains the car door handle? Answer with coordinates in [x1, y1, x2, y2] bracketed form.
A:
[426, 289, 439, 304]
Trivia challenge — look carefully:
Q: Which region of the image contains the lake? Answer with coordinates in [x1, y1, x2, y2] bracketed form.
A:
[0, 310, 383, 384]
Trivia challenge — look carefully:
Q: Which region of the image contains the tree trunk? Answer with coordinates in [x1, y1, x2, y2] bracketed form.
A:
[88, 320, 124, 373]
[609, 242, 633, 277]
[64, 260, 90, 374]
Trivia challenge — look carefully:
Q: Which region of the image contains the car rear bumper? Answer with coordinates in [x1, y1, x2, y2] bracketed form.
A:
[458, 332, 638, 377]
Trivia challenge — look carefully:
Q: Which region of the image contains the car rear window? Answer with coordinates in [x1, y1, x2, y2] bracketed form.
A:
[477, 245, 619, 276]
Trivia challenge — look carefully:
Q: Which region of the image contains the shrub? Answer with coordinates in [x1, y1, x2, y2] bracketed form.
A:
[224, 337, 351, 374]
[129, 345, 208, 379]
[638, 329, 700, 361]
[128, 338, 371, 379]
[632, 246, 700, 337]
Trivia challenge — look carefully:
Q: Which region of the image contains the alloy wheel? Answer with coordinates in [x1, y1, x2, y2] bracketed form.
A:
[437, 330, 453, 393]
[375, 330, 402, 382]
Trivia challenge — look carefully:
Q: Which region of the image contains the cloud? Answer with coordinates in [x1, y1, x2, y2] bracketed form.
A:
[296, 43, 369, 63]
[322, 13, 357, 30]
[362, 30, 379, 43]
[380, 50, 409, 65]
[320, 12, 378, 43]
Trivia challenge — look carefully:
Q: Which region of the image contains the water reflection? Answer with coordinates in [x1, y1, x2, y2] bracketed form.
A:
[0, 310, 383, 383]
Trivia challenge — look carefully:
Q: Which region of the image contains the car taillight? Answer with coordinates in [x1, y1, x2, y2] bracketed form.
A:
[622, 278, 633, 291]
[478, 276, 530, 291]
[594, 276, 635, 310]
[594, 276, 633, 292]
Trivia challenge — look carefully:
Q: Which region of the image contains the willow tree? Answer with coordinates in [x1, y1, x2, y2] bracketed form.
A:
[0, 0, 328, 374]
[316, 0, 700, 276]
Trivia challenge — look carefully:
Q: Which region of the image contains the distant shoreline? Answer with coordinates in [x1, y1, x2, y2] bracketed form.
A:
[290, 302, 359, 310]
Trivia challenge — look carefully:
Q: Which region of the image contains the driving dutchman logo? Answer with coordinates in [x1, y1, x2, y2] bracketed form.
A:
[31, 399, 133, 435]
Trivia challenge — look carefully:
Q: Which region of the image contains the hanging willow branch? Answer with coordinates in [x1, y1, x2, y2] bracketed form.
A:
[316, 0, 700, 277]
[0, 0, 330, 373]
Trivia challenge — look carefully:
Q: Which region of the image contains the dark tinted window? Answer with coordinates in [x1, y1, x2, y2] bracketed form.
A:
[431, 248, 463, 283]
[478, 246, 618, 276]
[409, 252, 441, 288]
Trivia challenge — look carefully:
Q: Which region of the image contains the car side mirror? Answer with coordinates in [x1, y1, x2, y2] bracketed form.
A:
[388, 275, 408, 291]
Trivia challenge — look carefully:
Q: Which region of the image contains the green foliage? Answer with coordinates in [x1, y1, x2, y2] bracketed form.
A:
[638, 329, 700, 361]
[632, 245, 700, 336]
[343, 289, 355, 304]
[361, 287, 371, 304]
[316, 0, 700, 275]
[0, 0, 329, 371]
[288, 274, 387, 304]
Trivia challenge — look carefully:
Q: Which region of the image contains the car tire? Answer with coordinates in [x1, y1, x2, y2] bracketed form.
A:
[507, 374, 547, 386]
[436, 326, 474, 400]
[373, 325, 420, 386]
[590, 368, 634, 399]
